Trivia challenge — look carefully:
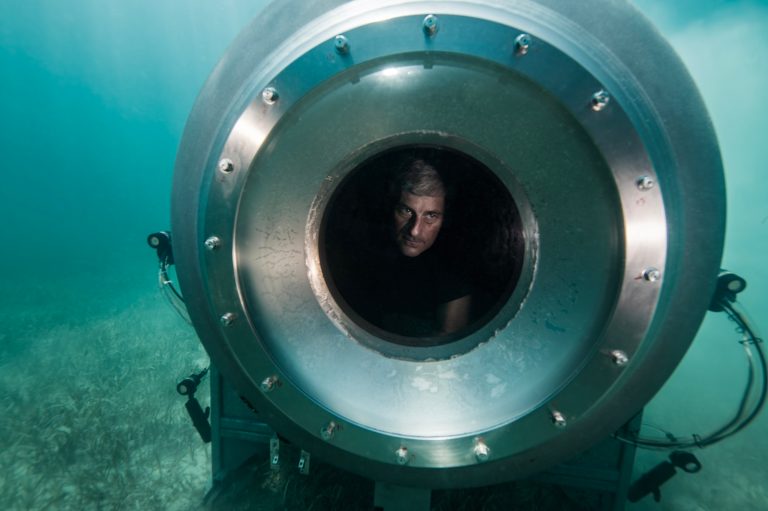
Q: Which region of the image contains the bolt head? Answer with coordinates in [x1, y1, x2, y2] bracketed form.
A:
[637, 176, 655, 191]
[643, 267, 661, 282]
[262, 87, 279, 105]
[260, 375, 279, 392]
[515, 33, 531, 55]
[320, 422, 337, 441]
[474, 441, 491, 461]
[591, 90, 610, 111]
[422, 14, 439, 36]
[395, 447, 409, 465]
[204, 236, 221, 251]
[551, 411, 567, 428]
[334, 34, 349, 54]
[219, 312, 236, 327]
[610, 350, 629, 366]
[217, 158, 234, 174]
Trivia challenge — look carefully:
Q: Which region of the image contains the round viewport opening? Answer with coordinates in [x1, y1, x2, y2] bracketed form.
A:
[322, 146, 525, 351]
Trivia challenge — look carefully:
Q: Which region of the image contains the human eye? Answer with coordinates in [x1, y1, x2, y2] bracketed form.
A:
[395, 204, 412, 217]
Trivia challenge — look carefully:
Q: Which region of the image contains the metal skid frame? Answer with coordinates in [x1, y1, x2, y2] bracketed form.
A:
[210, 366, 637, 511]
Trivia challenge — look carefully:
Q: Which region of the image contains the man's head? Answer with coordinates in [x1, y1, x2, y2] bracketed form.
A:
[392, 159, 446, 257]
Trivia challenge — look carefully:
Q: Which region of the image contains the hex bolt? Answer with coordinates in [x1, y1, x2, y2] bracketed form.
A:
[591, 89, 610, 111]
[395, 446, 410, 465]
[334, 34, 349, 54]
[219, 312, 237, 327]
[551, 410, 567, 429]
[320, 421, 338, 441]
[474, 440, 491, 462]
[642, 267, 662, 282]
[262, 87, 279, 105]
[422, 14, 439, 36]
[610, 349, 629, 367]
[636, 175, 655, 191]
[204, 236, 221, 251]
[514, 33, 532, 55]
[217, 158, 234, 174]
[260, 375, 279, 393]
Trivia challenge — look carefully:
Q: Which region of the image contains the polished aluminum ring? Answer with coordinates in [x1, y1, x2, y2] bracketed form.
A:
[172, 0, 725, 487]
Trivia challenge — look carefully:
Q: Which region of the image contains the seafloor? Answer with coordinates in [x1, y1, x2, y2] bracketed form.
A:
[1, 271, 765, 510]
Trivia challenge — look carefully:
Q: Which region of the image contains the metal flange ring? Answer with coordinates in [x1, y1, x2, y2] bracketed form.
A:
[172, 0, 725, 488]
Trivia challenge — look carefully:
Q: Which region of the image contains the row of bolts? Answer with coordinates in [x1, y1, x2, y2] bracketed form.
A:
[199, 12, 659, 467]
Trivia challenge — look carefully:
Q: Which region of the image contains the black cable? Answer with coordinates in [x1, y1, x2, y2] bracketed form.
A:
[158, 261, 192, 324]
[615, 298, 766, 450]
[692, 327, 756, 447]
[719, 301, 766, 437]
[159, 261, 185, 303]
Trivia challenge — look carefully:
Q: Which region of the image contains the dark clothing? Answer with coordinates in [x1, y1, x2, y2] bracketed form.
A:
[332, 241, 472, 338]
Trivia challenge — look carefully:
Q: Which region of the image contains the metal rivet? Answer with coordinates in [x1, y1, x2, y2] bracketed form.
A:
[334, 34, 349, 54]
[219, 312, 236, 326]
[642, 267, 661, 282]
[610, 350, 629, 366]
[262, 87, 279, 105]
[474, 440, 491, 462]
[591, 89, 610, 111]
[204, 236, 221, 251]
[395, 446, 410, 465]
[260, 375, 279, 393]
[217, 158, 234, 174]
[514, 33, 532, 55]
[636, 176, 655, 191]
[320, 421, 337, 441]
[551, 410, 567, 428]
[422, 14, 439, 36]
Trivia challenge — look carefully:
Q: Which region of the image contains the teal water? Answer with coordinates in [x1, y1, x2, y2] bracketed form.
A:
[1, 1, 766, 509]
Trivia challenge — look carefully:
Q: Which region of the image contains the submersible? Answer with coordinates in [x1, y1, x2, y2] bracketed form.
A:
[168, 0, 726, 506]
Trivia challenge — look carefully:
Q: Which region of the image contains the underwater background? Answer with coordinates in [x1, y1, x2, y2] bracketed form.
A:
[1, 0, 766, 509]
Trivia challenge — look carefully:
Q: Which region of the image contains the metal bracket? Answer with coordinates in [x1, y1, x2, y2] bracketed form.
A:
[298, 450, 311, 475]
[270, 435, 280, 471]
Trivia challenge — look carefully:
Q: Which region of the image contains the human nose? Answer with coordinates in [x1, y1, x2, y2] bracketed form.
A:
[408, 215, 424, 237]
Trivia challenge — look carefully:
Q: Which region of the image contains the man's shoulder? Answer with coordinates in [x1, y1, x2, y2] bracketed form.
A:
[430, 250, 473, 302]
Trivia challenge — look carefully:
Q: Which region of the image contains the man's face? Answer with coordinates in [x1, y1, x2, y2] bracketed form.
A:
[393, 191, 445, 257]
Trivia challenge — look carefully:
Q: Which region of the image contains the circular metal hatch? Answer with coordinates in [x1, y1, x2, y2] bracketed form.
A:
[172, 0, 725, 488]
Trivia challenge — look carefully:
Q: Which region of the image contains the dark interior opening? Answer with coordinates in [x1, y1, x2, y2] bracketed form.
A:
[322, 146, 524, 346]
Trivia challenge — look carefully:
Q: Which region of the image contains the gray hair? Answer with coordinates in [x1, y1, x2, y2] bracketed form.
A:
[396, 158, 445, 197]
